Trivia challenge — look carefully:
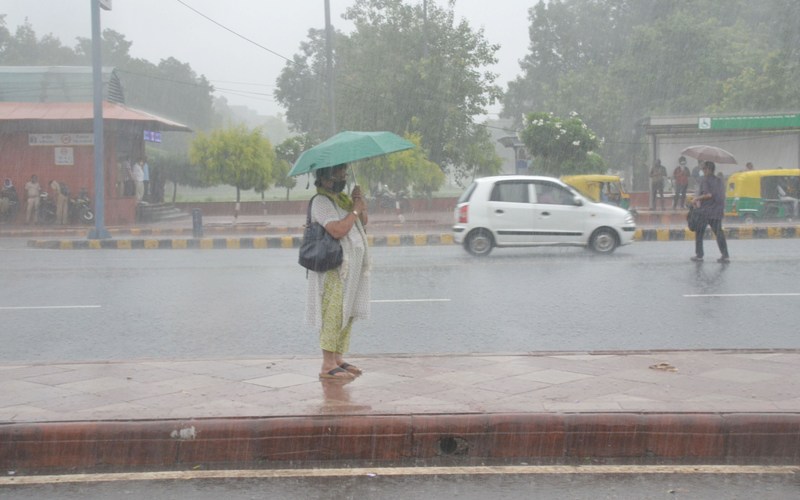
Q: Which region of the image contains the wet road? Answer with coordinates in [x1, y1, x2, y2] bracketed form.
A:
[1, 239, 799, 362]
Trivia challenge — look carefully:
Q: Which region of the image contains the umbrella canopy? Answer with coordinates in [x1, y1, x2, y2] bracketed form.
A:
[289, 131, 414, 177]
[680, 145, 737, 164]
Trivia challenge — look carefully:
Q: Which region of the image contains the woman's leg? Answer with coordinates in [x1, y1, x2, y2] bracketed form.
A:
[319, 271, 353, 377]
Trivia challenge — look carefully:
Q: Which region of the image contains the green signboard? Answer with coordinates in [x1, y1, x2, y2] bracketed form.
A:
[699, 114, 800, 130]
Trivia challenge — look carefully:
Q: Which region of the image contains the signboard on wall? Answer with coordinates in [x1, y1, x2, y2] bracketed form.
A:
[143, 130, 162, 143]
[700, 114, 800, 130]
[29, 134, 94, 146]
[55, 147, 74, 166]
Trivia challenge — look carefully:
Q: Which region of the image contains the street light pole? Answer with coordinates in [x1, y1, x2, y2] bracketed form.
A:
[324, 0, 336, 135]
[88, 0, 111, 239]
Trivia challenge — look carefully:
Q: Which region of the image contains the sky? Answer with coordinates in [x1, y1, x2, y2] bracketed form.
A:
[1, 0, 532, 118]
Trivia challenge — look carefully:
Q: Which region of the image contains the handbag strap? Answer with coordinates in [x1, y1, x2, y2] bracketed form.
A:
[306, 194, 317, 226]
[306, 193, 337, 226]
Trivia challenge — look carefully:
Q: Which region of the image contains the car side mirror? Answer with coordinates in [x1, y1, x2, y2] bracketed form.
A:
[573, 196, 583, 206]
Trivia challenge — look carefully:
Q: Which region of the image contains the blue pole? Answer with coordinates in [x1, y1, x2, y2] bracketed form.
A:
[88, 0, 110, 239]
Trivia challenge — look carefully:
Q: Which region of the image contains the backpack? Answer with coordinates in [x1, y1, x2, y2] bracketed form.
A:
[59, 182, 70, 197]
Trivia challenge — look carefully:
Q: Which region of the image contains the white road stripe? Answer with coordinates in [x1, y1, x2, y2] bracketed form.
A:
[371, 299, 451, 303]
[1, 465, 797, 485]
[0, 305, 101, 311]
[684, 293, 800, 298]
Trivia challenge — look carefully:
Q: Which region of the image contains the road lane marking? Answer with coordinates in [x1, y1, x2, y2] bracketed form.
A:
[2, 465, 797, 485]
[0, 305, 101, 311]
[371, 299, 451, 303]
[684, 293, 800, 298]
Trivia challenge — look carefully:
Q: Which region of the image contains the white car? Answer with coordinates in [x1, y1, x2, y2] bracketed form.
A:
[453, 175, 636, 256]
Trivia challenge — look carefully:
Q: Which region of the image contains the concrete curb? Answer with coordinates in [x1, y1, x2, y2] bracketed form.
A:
[2, 413, 798, 472]
[24, 225, 800, 249]
[26, 233, 456, 250]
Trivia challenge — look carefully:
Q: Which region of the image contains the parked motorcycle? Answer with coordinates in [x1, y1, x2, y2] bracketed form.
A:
[0, 182, 18, 223]
[37, 192, 57, 224]
[70, 189, 95, 224]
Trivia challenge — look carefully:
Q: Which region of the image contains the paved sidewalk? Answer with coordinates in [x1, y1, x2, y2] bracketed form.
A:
[3, 350, 799, 422]
[2, 350, 799, 471]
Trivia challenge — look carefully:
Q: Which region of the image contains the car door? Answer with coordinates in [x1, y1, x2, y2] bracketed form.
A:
[486, 180, 536, 246]
[531, 181, 586, 244]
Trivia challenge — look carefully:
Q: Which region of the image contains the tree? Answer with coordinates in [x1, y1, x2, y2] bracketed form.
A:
[502, 0, 800, 187]
[274, 0, 501, 180]
[519, 112, 603, 176]
[355, 133, 444, 199]
[0, 20, 78, 65]
[189, 125, 276, 210]
[273, 135, 315, 200]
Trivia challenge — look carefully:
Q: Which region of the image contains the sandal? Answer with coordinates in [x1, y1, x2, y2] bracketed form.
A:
[339, 362, 363, 376]
[319, 367, 354, 380]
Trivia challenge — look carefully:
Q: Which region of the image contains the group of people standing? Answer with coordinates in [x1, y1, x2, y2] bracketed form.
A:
[0, 174, 72, 225]
[648, 157, 694, 210]
[119, 157, 150, 202]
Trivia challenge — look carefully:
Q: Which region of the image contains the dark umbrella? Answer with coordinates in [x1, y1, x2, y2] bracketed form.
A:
[680, 145, 737, 164]
[289, 131, 414, 177]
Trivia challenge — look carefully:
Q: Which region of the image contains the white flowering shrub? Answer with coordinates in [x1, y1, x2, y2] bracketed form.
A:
[519, 112, 604, 175]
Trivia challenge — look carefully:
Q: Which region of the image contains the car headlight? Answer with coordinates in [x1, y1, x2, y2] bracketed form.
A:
[624, 213, 635, 225]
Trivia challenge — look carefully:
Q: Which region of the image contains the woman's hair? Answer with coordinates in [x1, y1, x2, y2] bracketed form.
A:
[313, 164, 347, 187]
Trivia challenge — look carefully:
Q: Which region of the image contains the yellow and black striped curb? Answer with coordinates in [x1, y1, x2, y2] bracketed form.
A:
[25, 226, 800, 249]
[27, 233, 457, 250]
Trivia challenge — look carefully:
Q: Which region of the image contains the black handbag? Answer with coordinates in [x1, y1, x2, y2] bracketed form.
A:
[298, 195, 343, 272]
[687, 205, 705, 232]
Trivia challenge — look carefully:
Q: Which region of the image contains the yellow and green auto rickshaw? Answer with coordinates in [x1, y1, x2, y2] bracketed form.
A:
[561, 174, 631, 209]
[725, 168, 800, 223]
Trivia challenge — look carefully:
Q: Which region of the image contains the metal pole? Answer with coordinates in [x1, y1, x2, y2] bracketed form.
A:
[324, 0, 336, 135]
[88, 0, 110, 239]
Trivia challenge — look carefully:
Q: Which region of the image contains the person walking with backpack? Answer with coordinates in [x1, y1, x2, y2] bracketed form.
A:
[691, 161, 730, 263]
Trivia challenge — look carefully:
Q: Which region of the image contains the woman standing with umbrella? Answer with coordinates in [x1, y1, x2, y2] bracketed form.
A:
[307, 163, 370, 379]
[691, 161, 730, 263]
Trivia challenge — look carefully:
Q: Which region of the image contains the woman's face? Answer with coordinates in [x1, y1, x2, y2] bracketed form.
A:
[322, 166, 348, 192]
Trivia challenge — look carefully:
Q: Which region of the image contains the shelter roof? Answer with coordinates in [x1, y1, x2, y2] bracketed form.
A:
[0, 66, 125, 104]
[0, 101, 191, 132]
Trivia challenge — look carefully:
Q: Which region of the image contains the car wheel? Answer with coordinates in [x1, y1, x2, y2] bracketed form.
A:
[465, 228, 493, 256]
[589, 227, 618, 254]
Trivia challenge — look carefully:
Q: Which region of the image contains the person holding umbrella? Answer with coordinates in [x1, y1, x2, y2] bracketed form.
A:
[307, 163, 370, 380]
[691, 161, 730, 263]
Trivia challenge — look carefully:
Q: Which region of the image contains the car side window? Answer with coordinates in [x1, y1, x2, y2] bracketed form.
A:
[490, 181, 530, 203]
[534, 183, 573, 205]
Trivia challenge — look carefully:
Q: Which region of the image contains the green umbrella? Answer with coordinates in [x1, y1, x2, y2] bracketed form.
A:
[289, 131, 414, 177]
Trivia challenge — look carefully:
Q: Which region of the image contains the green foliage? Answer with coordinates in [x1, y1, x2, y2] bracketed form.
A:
[503, 0, 800, 179]
[189, 125, 276, 203]
[274, 0, 501, 179]
[356, 133, 444, 198]
[519, 112, 602, 176]
[0, 20, 216, 134]
[271, 159, 295, 200]
[457, 124, 503, 185]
